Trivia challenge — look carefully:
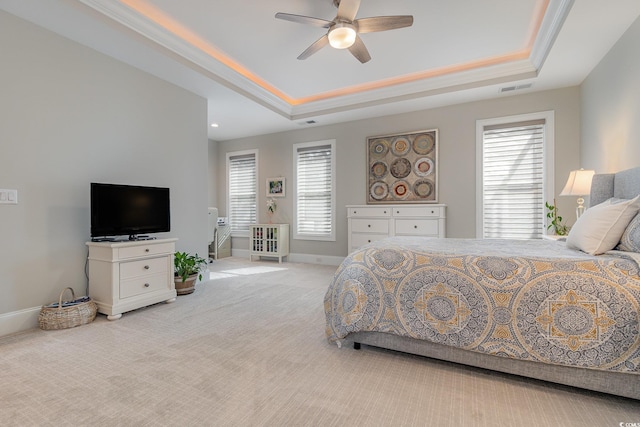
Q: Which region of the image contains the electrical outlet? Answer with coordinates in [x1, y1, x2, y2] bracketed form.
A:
[0, 189, 18, 204]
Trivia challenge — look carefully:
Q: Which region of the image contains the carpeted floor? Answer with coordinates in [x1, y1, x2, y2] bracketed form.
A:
[1, 257, 638, 426]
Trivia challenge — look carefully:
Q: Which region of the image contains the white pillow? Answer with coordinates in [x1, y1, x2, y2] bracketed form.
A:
[566, 195, 640, 255]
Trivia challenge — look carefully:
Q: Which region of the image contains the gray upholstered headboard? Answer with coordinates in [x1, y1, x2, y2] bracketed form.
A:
[590, 166, 640, 207]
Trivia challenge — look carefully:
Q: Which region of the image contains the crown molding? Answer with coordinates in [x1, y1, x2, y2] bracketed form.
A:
[530, 0, 574, 69]
[289, 59, 538, 118]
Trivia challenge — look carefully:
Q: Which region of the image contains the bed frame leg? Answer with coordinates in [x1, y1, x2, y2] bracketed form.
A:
[353, 342, 361, 350]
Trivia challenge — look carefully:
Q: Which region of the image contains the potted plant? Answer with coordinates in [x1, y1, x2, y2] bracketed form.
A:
[174, 251, 207, 295]
[546, 200, 569, 236]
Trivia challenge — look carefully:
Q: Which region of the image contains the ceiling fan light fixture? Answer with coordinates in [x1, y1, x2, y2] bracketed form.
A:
[328, 22, 356, 49]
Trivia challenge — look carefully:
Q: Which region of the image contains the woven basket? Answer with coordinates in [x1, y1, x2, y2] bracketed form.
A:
[38, 287, 97, 330]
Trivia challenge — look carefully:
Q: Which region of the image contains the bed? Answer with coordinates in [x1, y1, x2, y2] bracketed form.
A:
[325, 167, 640, 400]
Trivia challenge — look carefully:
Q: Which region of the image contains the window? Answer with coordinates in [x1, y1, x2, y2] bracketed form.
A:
[227, 150, 258, 236]
[476, 112, 554, 239]
[293, 140, 336, 241]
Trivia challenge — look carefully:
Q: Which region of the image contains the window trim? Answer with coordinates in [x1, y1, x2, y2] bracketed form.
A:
[226, 149, 259, 238]
[292, 139, 336, 242]
[475, 111, 555, 238]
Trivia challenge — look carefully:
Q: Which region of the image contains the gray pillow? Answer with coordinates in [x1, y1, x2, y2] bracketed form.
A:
[617, 212, 640, 252]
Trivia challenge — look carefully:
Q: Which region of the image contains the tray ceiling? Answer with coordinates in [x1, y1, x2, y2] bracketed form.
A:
[2, 0, 640, 140]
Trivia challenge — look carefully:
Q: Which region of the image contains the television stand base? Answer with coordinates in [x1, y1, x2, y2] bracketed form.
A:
[87, 238, 178, 320]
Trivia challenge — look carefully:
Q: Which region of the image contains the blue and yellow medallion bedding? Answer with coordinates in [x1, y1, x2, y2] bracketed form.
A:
[325, 237, 640, 374]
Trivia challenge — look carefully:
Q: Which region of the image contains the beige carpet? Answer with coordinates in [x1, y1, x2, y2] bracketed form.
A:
[1, 257, 638, 426]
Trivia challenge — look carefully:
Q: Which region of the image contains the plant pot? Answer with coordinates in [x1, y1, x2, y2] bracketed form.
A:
[174, 273, 198, 295]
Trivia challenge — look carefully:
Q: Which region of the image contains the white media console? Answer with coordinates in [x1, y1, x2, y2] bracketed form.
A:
[86, 238, 177, 320]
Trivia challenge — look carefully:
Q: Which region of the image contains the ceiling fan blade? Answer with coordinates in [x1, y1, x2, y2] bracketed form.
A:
[275, 12, 332, 28]
[348, 35, 371, 63]
[298, 34, 330, 60]
[355, 16, 414, 33]
[336, 0, 361, 22]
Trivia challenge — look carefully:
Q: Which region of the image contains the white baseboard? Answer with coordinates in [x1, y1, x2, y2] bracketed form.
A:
[288, 253, 344, 266]
[0, 306, 40, 338]
[230, 248, 343, 266]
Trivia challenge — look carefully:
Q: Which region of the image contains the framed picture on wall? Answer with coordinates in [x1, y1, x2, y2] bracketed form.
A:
[267, 177, 285, 197]
[366, 129, 438, 204]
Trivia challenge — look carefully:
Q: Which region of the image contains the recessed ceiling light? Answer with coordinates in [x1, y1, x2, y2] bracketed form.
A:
[210, 123, 219, 128]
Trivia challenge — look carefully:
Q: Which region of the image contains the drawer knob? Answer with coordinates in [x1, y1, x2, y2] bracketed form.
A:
[397, 211, 400, 214]
[145, 248, 150, 253]
[367, 239, 371, 243]
[144, 265, 150, 270]
[414, 225, 418, 229]
[431, 210, 434, 214]
[144, 283, 150, 288]
[368, 224, 371, 228]
[383, 210, 387, 214]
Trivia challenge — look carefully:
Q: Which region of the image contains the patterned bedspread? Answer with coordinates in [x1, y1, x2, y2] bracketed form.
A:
[325, 237, 640, 373]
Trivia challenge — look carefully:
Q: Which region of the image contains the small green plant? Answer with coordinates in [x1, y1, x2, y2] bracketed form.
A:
[174, 251, 207, 283]
[546, 200, 569, 236]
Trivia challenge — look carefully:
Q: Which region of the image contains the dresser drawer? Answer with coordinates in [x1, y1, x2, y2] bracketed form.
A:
[120, 257, 169, 280]
[392, 206, 443, 217]
[348, 206, 391, 217]
[395, 219, 439, 236]
[351, 218, 389, 233]
[120, 273, 170, 299]
[118, 242, 174, 260]
[352, 233, 388, 248]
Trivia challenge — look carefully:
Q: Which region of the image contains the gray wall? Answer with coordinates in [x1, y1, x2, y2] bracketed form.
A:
[581, 15, 640, 173]
[215, 87, 581, 257]
[0, 11, 209, 315]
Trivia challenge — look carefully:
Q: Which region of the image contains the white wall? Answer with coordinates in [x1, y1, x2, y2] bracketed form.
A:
[581, 15, 640, 172]
[208, 140, 219, 208]
[0, 11, 209, 327]
[215, 87, 581, 257]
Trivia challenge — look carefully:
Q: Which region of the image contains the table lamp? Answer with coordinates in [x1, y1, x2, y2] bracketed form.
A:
[560, 168, 595, 219]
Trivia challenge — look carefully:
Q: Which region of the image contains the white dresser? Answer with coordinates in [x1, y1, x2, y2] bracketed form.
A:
[86, 238, 177, 320]
[347, 205, 446, 252]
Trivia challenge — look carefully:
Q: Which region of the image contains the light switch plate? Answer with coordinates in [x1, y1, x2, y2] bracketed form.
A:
[0, 189, 18, 204]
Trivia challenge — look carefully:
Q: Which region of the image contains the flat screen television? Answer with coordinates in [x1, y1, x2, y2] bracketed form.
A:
[91, 183, 170, 240]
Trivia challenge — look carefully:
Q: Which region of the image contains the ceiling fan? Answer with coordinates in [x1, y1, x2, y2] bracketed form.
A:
[275, 0, 413, 64]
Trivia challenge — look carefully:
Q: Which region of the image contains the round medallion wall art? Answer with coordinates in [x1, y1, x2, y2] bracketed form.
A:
[367, 129, 438, 204]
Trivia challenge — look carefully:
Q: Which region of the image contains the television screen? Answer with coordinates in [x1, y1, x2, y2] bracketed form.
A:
[91, 183, 170, 239]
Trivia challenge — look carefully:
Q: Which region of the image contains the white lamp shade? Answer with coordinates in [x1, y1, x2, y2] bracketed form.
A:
[560, 169, 595, 196]
[328, 23, 356, 49]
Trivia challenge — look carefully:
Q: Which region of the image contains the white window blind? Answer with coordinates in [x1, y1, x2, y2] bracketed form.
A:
[228, 152, 257, 234]
[294, 141, 335, 241]
[482, 121, 545, 239]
